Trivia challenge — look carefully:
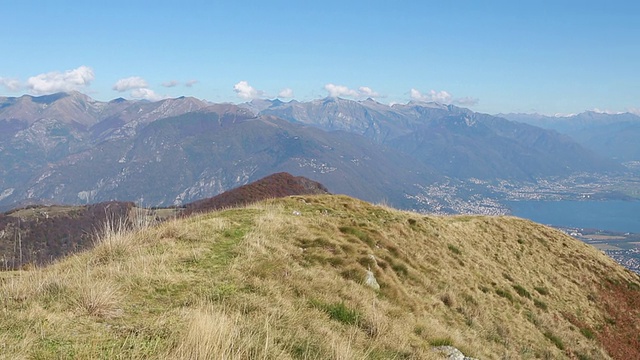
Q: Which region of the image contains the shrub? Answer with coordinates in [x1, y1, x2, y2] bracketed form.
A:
[502, 273, 514, 282]
[310, 300, 361, 326]
[339, 226, 374, 247]
[524, 310, 539, 326]
[495, 289, 514, 303]
[391, 262, 409, 277]
[513, 284, 531, 299]
[447, 244, 462, 255]
[429, 338, 453, 347]
[627, 281, 640, 291]
[534, 286, 549, 296]
[533, 299, 548, 311]
[543, 331, 564, 350]
[440, 293, 455, 308]
[74, 280, 122, 318]
[580, 327, 595, 339]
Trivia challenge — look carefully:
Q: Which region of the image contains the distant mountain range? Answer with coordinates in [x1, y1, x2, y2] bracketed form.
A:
[0, 92, 626, 212]
[252, 97, 621, 179]
[500, 111, 640, 162]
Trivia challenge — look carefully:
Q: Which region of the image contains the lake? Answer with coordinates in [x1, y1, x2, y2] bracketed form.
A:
[506, 200, 640, 234]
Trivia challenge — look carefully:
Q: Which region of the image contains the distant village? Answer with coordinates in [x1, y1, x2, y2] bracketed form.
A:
[557, 226, 640, 275]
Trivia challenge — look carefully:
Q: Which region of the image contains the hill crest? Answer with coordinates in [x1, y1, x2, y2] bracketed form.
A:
[1, 195, 638, 359]
[0, 173, 329, 270]
[184, 172, 329, 215]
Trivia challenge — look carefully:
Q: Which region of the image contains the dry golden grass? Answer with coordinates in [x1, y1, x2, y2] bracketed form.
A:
[1, 194, 638, 359]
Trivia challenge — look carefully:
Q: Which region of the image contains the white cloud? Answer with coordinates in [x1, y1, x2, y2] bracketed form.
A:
[162, 80, 179, 88]
[410, 88, 478, 106]
[26, 66, 94, 94]
[628, 107, 640, 115]
[324, 84, 380, 99]
[112, 75, 167, 101]
[278, 88, 294, 98]
[410, 88, 452, 103]
[131, 88, 164, 101]
[324, 83, 359, 98]
[0, 77, 21, 92]
[553, 112, 577, 118]
[161, 79, 198, 88]
[358, 86, 379, 98]
[454, 97, 479, 106]
[113, 76, 148, 92]
[233, 81, 264, 100]
[591, 108, 625, 115]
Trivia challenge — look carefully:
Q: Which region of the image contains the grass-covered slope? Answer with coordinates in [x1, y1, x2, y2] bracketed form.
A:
[1, 195, 639, 359]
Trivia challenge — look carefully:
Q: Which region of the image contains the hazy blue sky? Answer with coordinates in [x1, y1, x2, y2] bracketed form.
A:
[1, 1, 639, 115]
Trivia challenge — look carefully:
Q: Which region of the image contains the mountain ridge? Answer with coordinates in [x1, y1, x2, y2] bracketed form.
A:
[255, 97, 622, 180]
[500, 112, 640, 162]
[0, 92, 627, 213]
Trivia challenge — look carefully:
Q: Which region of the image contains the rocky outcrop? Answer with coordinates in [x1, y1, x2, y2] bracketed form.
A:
[433, 346, 479, 360]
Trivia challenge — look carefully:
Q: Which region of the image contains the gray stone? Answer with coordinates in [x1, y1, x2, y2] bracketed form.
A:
[433, 345, 479, 360]
[364, 270, 380, 291]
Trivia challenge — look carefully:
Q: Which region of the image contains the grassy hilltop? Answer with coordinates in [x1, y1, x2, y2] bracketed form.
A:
[1, 195, 639, 359]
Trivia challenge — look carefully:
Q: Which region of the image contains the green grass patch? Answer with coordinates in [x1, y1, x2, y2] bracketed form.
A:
[368, 348, 412, 359]
[339, 226, 375, 247]
[524, 310, 539, 326]
[580, 327, 595, 339]
[543, 331, 564, 350]
[33, 337, 76, 359]
[447, 244, 462, 255]
[391, 262, 409, 278]
[533, 299, 548, 311]
[289, 339, 323, 359]
[495, 289, 514, 303]
[310, 299, 361, 326]
[534, 286, 550, 296]
[512, 284, 531, 299]
[207, 283, 238, 302]
[429, 337, 454, 346]
[413, 325, 426, 336]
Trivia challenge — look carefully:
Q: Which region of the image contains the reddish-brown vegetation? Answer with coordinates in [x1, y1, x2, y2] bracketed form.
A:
[596, 279, 640, 359]
[0, 201, 134, 269]
[183, 172, 329, 215]
[0, 173, 328, 270]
